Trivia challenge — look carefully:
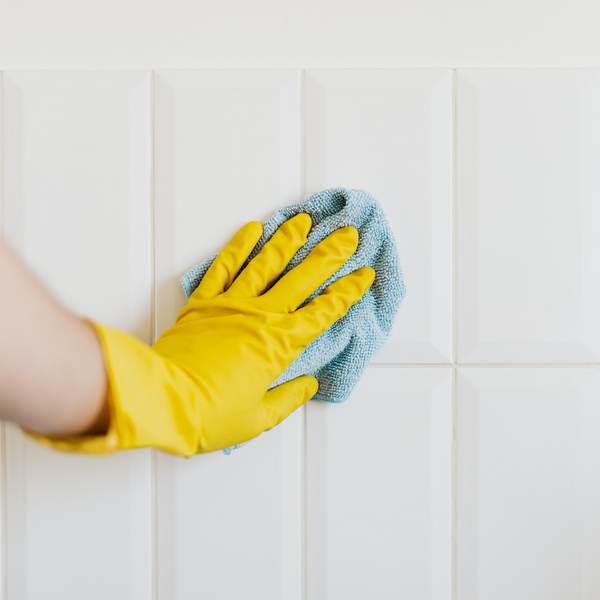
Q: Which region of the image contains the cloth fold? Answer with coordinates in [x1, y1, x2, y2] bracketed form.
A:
[181, 188, 406, 454]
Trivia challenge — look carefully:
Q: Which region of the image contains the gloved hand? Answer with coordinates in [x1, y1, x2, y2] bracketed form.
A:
[24, 213, 375, 457]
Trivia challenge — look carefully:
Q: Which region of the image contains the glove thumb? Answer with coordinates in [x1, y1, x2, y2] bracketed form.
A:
[261, 375, 319, 432]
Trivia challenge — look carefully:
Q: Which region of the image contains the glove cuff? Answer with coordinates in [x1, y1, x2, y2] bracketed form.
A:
[22, 319, 200, 457]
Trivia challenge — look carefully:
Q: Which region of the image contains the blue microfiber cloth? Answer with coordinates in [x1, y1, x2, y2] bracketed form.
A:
[181, 188, 406, 454]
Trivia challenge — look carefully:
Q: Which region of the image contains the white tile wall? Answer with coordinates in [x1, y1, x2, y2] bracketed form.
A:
[457, 69, 600, 364]
[1, 71, 152, 600]
[0, 68, 597, 600]
[153, 70, 303, 600]
[457, 368, 600, 600]
[306, 69, 453, 363]
[306, 368, 452, 600]
[153, 69, 302, 338]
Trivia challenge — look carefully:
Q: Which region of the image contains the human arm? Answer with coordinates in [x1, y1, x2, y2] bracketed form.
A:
[0, 240, 109, 437]
[1, 214, 373, 456]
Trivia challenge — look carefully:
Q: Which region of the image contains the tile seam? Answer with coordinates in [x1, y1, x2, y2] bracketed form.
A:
[451, 66, 458, 600]
[0, 69, 7, 600]
[300, 66, 308, 600]
[149, 69, 158, 600]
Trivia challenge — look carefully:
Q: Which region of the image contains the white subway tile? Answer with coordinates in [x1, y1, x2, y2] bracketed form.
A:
[306, 368, 452, 600]
[457, 69, 600, 363]
[154, 69, 301, 338]
[457, 368, 600, 600]
[2, 71, 152, 600]
[154, 69, 302, 600]
[306, 69, 453, 363]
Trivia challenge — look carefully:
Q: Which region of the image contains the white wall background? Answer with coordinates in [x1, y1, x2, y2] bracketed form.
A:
[2, 2, 600, 600]
[2, 0, 600, 69]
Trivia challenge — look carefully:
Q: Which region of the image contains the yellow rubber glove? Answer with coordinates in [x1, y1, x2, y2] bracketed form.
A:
[24, 213, 375, 457]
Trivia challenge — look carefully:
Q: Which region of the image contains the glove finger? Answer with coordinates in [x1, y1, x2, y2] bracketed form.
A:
[260, 375, 319, 432]
[264, 226, 359, 312]
[226, 213, 312, 298]
[193, 221, 263, 300]
[292, 267, 375, 343]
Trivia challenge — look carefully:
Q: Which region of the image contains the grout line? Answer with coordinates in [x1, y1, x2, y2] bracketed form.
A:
[455, 363, 600, 368]
[299, 67, 308, 600]
[451, 67, 458, 600]
[368, 363, 455, 368]
[149, 69, 158, 600]
[368, 362, 600, 369]
[0, 424, 6, 600]
[452, 69, 458, 369]
[301, 399, 308, 600]
[150, 449, 157, 600]
[149, 81, 157, 349]
[0, 71, 3, 240]
[451, 365, 458, 600]
[0, 67, 597, 73]
[0, 70, 7, 600]
[300, 69, 307, 202]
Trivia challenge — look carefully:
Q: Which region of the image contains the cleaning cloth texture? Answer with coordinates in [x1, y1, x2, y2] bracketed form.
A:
[181, 187, 406, 453]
